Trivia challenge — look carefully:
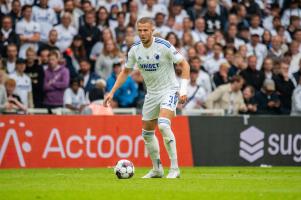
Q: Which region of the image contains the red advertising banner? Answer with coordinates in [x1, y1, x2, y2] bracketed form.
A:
[0, 115, 193, 168]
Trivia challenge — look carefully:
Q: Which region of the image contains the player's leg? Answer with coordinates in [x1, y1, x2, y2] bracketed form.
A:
[158, 108, 180, 178]
[141, 119, 164, 178]
[141, 95, 163, 178]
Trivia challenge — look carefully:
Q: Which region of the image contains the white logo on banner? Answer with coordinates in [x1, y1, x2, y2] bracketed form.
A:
[0, 120, 33, 167]
[239, 126, 265, 163]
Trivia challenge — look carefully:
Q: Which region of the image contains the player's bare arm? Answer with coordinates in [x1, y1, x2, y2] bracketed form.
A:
[104, 68, 132, 107]
[178, 59, 190, 104]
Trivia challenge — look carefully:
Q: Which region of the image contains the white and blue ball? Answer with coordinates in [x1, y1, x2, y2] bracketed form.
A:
[114, 159, 135, 179]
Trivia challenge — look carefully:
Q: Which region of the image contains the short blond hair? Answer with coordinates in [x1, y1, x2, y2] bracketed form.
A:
[137, 17, 154, 26]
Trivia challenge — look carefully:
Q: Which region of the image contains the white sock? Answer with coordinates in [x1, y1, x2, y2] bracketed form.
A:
[142, 129, 161, 170]
[158, 118, 179, 169]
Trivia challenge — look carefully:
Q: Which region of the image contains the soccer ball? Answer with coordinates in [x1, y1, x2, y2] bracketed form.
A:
[114, 159, 135, 179]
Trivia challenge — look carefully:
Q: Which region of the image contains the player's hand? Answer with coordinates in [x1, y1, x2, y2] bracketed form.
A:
[179, 95, 188, 104]
[104, 92, 113, 107]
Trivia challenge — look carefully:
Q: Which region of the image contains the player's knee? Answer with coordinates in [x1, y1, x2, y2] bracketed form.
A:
[142, 129, 154, 142]
[158, 117, 174, 139]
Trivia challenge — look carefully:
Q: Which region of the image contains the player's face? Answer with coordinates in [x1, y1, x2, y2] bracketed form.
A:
[137, 22, 153, 44]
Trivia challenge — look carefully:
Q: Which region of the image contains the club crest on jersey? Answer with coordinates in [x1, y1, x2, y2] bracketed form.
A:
[154, 53, 160, 60]
[139, 63, 160, 71]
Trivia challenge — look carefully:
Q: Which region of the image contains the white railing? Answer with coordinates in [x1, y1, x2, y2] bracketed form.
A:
[181, 109, 225, 116]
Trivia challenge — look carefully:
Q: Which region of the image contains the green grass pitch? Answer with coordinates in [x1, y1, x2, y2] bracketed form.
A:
[1, 167, 301, 200]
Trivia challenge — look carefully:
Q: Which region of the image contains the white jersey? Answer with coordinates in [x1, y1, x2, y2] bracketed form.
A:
[126, 37, 184, 95]
[16, 19, 40, 58]
[54, 24, 77, 52]
[9, 72, 32, 107]
[32, 6, 57, 42]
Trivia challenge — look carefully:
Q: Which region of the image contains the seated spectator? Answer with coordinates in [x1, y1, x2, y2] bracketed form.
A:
[213, 62, 230, 89]
[32, 0, 57, 42]
[90, 28, 113, 61]
[38, 29, 60, 54]
[154, 12, 171, 39]
[96, 6, 110, 32]
[2, 43, 18, 74]
[242, 85, 257, 114]
[39, 48, 50, 70]
[4, 78, 27, 113]
[293, 59, 301, 85]
[182, 68, 206, 110]
[249, 14, 264, 37]
[291, 76, 301, 116]
[267, 35, 286, 64]
[0, 72, 8, 112]
[261, 57, 275, 81]
[82, 87, 113, 115]
[78, 11, 101, 57]
[246, 33, 267, 70]
[189, 56, 212, 95]
[54, 12, 77, 53]
[114, 12, 127, 46]
[43, 51, 69, 112]
[95, 39, 123, 80]
[9, 58, 33, 108]
[203, 43, 227, 75]
[228, 54, 247, 77]
[205, 75, 246, 115]
[225, 24, 245, 50]
[192, 17, 208, 43]
[204, 0, 223, 35]
[8, 0, 22, 28]
[106, 62, 138, 108]
[281, 0, 301, 28]
[63, 78, 87, 113]
[240, 55, 265, 91]
[64, 35, 86, 78]
[78, 59, 100, 93]
[255, 79, 280, 115]
[0, 16, 20, 57]
[16, 5, 40, 59]
[289, 41, 301, 75]
[273, 62, 295, 114]
[24, 47, 44, 108]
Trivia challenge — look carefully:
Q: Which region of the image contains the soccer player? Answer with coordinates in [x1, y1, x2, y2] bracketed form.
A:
[104, 17, 190, 178]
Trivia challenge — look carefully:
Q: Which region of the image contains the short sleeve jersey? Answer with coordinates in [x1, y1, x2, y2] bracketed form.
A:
[126, 37, 184, 94]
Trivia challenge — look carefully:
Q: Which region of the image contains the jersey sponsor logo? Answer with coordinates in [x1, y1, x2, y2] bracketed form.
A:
[139, 63, 159, 71]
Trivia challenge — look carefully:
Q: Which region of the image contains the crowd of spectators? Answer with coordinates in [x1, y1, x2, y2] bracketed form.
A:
[0, 0, 300, 115]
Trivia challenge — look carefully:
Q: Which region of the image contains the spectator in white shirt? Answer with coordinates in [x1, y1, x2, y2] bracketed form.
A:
[9, 58, 33, 108]
[226, 24, 245, 50]
[182, 67, 206, 111]
[138, 0, 167, 19]
[204, 43, 227, 75]
[169, 1, 188, 33]
[249, 14, 264, 37]
[289, 40, 301, 75]
[246, 33, 268, 70]
[291, 76, 301, 116]
[154, 12, 171, 38]
[16, 5, 41, 59]
[32, 0, 58, 42]
[48, 0, 64, 14]
[63, 77, 87, 112]
[54, 12, 77, 52]
[192, 17, 208, 43]
[190, 56, 212, 95]
[281, 0, 301, 28]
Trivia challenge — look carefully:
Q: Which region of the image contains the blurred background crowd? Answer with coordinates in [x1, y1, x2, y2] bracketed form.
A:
[0, 0, 300, 115]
